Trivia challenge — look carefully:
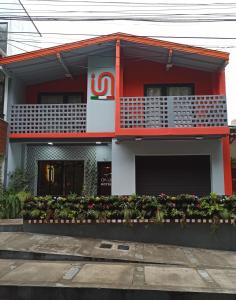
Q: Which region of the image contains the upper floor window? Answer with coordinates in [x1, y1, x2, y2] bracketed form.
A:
[39, 92, 84, 104]
[0, 71, 5, 119]
[145, 84, 194, 97]
[0, 22, 8, 54]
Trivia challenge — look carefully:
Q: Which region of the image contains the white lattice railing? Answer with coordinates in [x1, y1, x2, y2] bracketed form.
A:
[10, 103, 87, 133]
[120, 95, 228, 128]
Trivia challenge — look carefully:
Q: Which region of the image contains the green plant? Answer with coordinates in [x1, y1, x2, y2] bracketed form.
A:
[0, 192, 22, 219]
[8, 168, 32, 193]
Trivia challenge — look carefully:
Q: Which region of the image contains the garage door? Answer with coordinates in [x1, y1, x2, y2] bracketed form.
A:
[136, 155, 211, 196]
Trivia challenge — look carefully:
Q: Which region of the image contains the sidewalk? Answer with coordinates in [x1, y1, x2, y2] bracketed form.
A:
[0, 231, 235, 296]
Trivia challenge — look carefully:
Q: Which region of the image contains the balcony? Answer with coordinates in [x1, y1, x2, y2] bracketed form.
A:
[10, 103, 87, 134]
[120, 95, 228, 128]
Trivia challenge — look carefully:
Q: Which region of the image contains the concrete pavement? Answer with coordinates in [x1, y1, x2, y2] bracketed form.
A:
[0, 259, 235, 294]
[0, 232, 236, 269]
[0, 232, 235, 296]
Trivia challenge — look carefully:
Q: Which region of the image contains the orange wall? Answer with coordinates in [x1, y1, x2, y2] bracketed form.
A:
[26, 75, 87, 104]
[122, 60, 225, 96]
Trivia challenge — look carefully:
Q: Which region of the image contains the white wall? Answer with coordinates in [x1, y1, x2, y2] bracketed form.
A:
[86, 51, 115, 132]
[112, 138, 225, 195]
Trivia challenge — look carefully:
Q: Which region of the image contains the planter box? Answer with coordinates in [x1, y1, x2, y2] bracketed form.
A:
[23, 218, 236, 251]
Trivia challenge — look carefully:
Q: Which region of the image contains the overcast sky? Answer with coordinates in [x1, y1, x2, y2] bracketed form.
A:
[2, 0, 236, 123]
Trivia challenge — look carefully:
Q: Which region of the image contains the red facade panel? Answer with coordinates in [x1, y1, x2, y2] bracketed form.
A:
[0, 119, 7, 154]
[26, 75, 87, 104]
[122, 60, 225, 97]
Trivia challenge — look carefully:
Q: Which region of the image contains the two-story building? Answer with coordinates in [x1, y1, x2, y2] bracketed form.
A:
[0, 33, 232, 196]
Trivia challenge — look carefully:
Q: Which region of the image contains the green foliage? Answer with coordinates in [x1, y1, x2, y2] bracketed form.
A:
[21, 193, 236, 223]
[0, 192, 22, 219]
[8, 168, 32, 193]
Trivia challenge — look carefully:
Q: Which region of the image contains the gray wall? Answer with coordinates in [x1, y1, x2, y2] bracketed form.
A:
[86, 51, 115, 132]
[231, 141, 236, 160]
[6, 77, 25, 121]
[111, 139, 225, 195]
[4, 78, 25, 185]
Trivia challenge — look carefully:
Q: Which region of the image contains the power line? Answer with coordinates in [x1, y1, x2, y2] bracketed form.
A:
[17, 0, 42, 37]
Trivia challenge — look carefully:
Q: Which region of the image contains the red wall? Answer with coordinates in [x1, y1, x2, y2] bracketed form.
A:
[122, 60, 225, 96]
[0, 119, 7, 154]
[26, 75, 87, 104]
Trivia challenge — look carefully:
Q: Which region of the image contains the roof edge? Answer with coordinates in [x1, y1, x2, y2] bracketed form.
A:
[0, 32, 229, 66]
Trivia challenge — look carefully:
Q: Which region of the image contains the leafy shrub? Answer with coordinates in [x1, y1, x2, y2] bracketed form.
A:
[22, 194, 236, 222]
[8, 168, 32, 193]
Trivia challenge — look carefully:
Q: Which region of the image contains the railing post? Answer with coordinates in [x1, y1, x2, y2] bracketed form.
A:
[115, 39, 121, 133]
[167, 96, 175, 128]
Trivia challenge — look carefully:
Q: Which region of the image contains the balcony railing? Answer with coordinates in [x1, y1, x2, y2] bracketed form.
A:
[120, 95, 227, 128]
[10, 103, 87, 134]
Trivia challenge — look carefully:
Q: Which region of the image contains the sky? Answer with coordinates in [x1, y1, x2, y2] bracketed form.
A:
[1, 0, 236, 123]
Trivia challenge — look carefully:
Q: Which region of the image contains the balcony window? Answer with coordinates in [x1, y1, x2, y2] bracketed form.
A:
[145, 84, 194, 96]
[39, 92, 84, 104]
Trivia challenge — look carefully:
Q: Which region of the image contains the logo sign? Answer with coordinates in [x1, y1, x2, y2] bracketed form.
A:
[90, 72, 115, 100]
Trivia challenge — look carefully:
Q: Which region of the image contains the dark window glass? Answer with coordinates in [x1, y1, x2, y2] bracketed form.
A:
[97, 162, 111, 196]
[0, 23, 8, 54]
[145, 84, 194, 97]
[39, 93, 83, 104]
[37, 160, 84, 196]
[0, 71, 5, 119]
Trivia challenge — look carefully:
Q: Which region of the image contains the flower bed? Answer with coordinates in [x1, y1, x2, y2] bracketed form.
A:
[23, 193, 236, 224]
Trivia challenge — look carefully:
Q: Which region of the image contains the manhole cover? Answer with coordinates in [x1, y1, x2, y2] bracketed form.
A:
[118, 244, 129, 251]
[99, 243, 113, 249]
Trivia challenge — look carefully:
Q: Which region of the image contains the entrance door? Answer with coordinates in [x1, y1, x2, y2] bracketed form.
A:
[97, 162, 111, 196]
[37, 160, 84, 196]
[136, 155, 211, 196]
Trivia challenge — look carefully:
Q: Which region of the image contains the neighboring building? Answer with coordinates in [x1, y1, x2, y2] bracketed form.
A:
[230, 125, 236, 194]
[0, 23, 8, 183]
[0, 33, 232, 196]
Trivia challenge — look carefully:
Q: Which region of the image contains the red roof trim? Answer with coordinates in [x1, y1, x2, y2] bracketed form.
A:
[10, 132, 116, 139]
[0, 33, 229, 65]
[116, 127, 230, 137]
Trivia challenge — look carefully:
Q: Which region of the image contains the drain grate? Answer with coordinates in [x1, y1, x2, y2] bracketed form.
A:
[99, 243, 113, 249]
[117, 244, 129, 251]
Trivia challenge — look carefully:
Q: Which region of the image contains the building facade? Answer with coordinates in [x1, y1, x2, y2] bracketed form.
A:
[0, 33, 232, 196]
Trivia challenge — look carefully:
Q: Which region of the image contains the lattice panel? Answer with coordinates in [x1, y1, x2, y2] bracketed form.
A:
[173, 95, 227, 127]
[26, 145, 97, 195]
[120, 97, 169, 128]
[10, 103, 87, 133]
[120, 95, 227, 128]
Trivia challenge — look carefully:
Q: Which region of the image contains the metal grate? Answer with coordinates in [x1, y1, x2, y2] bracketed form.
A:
[10, 103, 87, 133]
[120, 95, 227, 128]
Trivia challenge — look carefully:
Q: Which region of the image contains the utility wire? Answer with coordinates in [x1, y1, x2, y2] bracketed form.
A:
[17, 0, 42, 37]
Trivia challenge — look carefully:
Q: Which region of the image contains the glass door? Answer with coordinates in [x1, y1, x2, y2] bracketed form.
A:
[37, 160, 84, 196]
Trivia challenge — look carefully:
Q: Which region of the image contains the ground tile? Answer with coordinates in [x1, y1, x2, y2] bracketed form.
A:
[0, 262, 72, 283]
[145, 266, 207, 288]
[206, 268, 236, 290]
[73, 263, 134, 285]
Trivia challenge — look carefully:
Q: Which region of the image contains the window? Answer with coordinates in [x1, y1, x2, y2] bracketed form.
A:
[39, 92, 84, 104]
[0, 23, 8, 54]
[0, 71, 5, 118]
[145, 84, 194, 97]
[37, 160, 84, 196]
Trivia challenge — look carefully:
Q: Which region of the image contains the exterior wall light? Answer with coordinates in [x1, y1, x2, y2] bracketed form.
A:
[96, 141, 102, 145]
[48, 142, 54, 145]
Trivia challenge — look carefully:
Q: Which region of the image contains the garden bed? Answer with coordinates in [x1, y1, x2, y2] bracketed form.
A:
[23, 219, 236, 251]
[22, 193, 236, 250]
